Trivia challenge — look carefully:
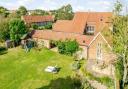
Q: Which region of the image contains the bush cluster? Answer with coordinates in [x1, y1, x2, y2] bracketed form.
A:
[80, 66, 114, 88]
[57, 40, 79, 56]
[71, 61, 81, 71]
[31, 22, 52, 30]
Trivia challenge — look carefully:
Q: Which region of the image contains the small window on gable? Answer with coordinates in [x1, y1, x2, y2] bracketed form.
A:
[100, 16, 103, 21]
[83, 40, 85, 43]
[100, 18, 103, 21]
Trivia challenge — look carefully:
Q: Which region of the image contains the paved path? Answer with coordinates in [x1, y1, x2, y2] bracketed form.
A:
[77, 68, 108, 89]
[86, 59, 114, 78]
[88, 80, 107, 89]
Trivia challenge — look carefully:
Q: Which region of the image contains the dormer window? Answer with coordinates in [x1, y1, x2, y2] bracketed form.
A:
[86, 25, 95, 35]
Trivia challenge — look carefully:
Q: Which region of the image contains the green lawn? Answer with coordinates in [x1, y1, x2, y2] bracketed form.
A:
[0, 47, 74, 89]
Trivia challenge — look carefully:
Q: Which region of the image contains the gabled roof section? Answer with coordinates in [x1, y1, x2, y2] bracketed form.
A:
[86, 12, 112, 22]
[53, 20, 73, 32]
[22, 15, 54, 24]
[88, 32, 112, 49]
[31, 30, 94, 46]
[86, 12, 112, 34]
[53, 12, 112, 34]
[72, 12, 89, 34]
[53, 12, 89, 34]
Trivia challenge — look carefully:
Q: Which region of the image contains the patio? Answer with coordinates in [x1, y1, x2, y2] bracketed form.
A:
[86, 59, 115, 78]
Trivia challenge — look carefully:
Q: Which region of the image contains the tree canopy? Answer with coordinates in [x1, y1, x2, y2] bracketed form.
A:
[9, 19, 27, 44]
[52, 4, 74, 20]
[30, 9, 49, 15]
[0, 6, 9, 17]
[17, 6, 27, 16]
[57, 40, 79, 56]
[0, 18, 10, 42]
[113, 1, 128, 88]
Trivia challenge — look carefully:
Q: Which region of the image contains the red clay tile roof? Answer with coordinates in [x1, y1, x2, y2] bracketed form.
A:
[22, 15, 54, 24]
[53, 12, 112, 34]
[53, 20, 73, 32]
[31, 12, 112, 46]
[32, 30, 94, 46]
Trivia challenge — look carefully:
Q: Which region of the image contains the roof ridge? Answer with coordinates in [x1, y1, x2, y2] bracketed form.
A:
[75, 11, 112, 13]
[86, 11, 90, 22]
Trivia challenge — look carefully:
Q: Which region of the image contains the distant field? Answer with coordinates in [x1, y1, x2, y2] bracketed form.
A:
[0, 47, 74, 89]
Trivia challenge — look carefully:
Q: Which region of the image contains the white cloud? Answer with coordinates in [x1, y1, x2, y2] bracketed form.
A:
[38, 0, 57, 10]
[71, 0, 113, 12]
[11, 0, 34, 9]
[74, 6, 86, 11]
[17, 0, 34, 6]
[0, 0, 116, 11]
[85, 0, 113, 12]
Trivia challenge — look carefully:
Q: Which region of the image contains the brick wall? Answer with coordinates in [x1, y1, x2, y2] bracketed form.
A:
[79, 46, 88, 59]
[88, 34, 114, 64]
[33, 38, 50, 48]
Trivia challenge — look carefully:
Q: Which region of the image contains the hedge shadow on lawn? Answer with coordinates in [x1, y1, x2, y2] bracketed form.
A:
[0, 47, 8, 55]
[37, 76, 81, 89]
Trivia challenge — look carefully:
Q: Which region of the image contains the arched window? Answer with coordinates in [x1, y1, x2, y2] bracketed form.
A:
[96, 42, 102, 60]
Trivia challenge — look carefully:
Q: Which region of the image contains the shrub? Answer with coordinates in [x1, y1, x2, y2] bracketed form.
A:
[38, 26, 45, 30]
[44, 22, 52, 29]
[82, 79, 94, 89]
[98, 76, 114, 88]
[71, 61, 81, 70]
[31, 24, 38, 29]
[38, 22, 52, 30]
[57, 40, 79, 55]
[115, 57, 124, 80]
[80, 65, 114, 88]
[57, 41, 66, 54]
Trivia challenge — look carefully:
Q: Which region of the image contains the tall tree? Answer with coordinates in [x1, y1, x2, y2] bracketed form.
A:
[30, 9, 49, 15]
[0, 18, 10, 42]
[17, 6, 27, 16]
[0, 6, 9, 17]
[8, 11, 20, 19]
[9, 19, 27, 45]
[54, 4, 74, 20]
[113, 1, 122, 15]
[113, 1, 128, 89]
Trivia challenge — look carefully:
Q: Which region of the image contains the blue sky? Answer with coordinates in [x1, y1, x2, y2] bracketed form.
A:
[0, 0, 128, 12]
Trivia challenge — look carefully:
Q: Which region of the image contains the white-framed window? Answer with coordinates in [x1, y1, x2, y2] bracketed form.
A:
[86, 26, 95, 34]
[96, 42, 102, 60]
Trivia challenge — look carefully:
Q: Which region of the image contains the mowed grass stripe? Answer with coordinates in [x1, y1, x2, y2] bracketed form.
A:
[0, 47, 73, 89]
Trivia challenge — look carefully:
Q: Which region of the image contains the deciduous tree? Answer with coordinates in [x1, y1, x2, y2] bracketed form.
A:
[53, 4, 74, 20]
[113, 1, 128, 88]
[0, 18, 10, 42]
[17, 6, 27, 16]
[9, 19, 27, 45]
[31, 9, 49, 15]
[0, 6, 9, 17]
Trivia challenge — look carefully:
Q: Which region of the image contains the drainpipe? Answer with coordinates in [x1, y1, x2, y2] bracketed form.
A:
[86, 46, 89, 60]
[84, 45, 89, 70]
